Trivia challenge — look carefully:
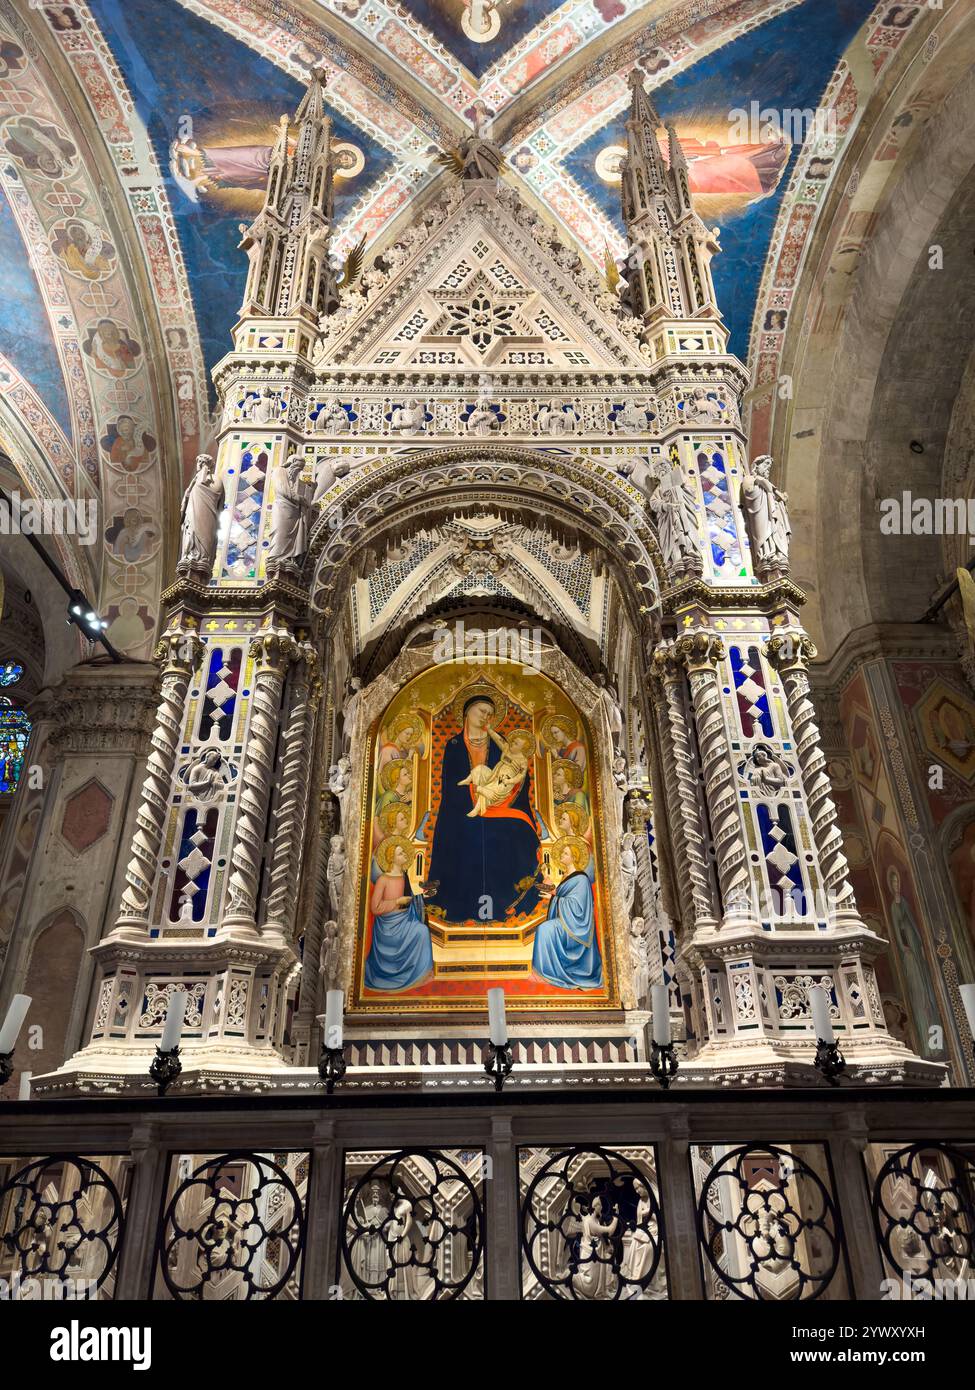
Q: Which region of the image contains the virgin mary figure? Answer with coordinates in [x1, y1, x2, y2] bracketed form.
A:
[427, 692, 541, 922]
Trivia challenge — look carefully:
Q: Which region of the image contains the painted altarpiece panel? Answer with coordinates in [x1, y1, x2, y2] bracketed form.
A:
[350, 659, 619, 1014]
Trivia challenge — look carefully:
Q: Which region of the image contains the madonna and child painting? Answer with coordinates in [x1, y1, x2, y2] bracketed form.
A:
[354, 663, 615, 1012]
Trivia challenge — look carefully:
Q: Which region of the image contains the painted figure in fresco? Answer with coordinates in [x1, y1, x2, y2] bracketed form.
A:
[364, 836, 434, 992]
[102, 415, 156, 471]
[541, 714, 586, 771]
[459, 727, 534, 817]
[53, 219, 115, 280]
[532, 836, 602, 990]
[179, 454, 225, 568]
[885, 866, 943, 1054]
[427, 694, 541, 923]
[83, 319, 140, 379]
[378, 715, 424, 773]
[551, 759, 587, 821]
[739, 454, 791, 572]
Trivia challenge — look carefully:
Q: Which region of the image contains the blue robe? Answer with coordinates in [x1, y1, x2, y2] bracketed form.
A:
[532, 871, 602, 990]
[428, 732, 541, 922]
[364, 893, 433, 991]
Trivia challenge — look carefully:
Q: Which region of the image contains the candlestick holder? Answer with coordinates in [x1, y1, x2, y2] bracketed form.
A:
[0, 1050, 13, 1088]
[649, 1039, 679, 1090]
[318, 1044, 347, 1094]
[149, 1044, 182, 1097]
[484, 1041, 514, 1092]
[814, 1037, 846, 1087]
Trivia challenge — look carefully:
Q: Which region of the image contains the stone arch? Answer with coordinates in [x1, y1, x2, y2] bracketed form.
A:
[0, 906, 85, 1097]
[304, 445, 665, 646]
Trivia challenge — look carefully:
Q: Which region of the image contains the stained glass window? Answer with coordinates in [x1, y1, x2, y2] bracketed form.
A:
[0, 662, 29, 792]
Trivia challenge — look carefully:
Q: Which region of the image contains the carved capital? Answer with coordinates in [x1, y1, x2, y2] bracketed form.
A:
[765, 632, 817, 673]
[674, 631, 725, 672]
[250, 630, 300, 673]
[154, 626, 204, 674]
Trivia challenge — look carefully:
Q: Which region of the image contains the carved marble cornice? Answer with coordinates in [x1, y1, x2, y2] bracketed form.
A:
[46, 663, 160, 755]
[661, 575, 807, 614]
[810, 621, 960, 697]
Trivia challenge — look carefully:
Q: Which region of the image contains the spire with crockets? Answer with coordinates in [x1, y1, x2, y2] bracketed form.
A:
[237, 63, 339, 324]
[620, 66, 721, 329]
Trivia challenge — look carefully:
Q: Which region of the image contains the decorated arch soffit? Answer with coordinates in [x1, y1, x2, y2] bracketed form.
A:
[0, 1, 177, 657]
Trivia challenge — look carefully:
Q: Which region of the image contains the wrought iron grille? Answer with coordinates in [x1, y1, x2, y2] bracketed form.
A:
[340, 1148, 485, 1300]
[870, 1141, 975, 1288]
[0, 1155, 126, 1298]
[520, 1145, 668, 1300]
[154, 1150, 308, 1300]
[692, 1142, 845, 1300]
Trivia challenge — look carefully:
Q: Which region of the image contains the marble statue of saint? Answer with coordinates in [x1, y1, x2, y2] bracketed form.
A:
[316, 398, 349, 433]
[253, 387, 279, 425]
[683, 387, 725, 424]
[537, 403, 575, 435]
[313, 454, 340, 504]
[615, 401, 648, 433]
[597, 675, 625, 754]
[647, 462, 700, 573]
[326, 834, 346, 917]
[467, 394, 498, 436]
[342, 676, 363, 754]
[179, 454, 224, 569]
[184, 748, 231, 801]
[319, 919, 340, 991]
[628, 916, 651, 1009]
[390, 399, 426, 432]
[267, 451, 311, 563]
[739, 454, 791, 572]
[620, 832, 638, 919]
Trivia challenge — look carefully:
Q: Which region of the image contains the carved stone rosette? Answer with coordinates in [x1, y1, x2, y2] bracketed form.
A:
[116, 627, 203, 933]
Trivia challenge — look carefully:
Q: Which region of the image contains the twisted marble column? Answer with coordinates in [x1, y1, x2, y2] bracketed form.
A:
[263, 644, 321, 939]
[650, 642, 718, 930]
[116, 627, 203, 931]
[765, 633, 857, 919]
[676, 632, 752, 921]
[224, 631, 297, 932]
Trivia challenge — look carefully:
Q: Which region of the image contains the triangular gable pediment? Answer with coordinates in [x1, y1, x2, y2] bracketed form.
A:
[318, 182, 647, 372]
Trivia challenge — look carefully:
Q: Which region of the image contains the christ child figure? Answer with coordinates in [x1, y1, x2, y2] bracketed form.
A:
[459, 728, 534, 817]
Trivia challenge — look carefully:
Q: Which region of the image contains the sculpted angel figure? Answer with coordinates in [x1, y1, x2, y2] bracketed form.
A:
[739, 454, 791, 573]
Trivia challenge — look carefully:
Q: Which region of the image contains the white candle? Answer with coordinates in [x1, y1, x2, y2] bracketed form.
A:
[487, 987, 507, 1046]
[0, 994, 31, 1054]
[18, 1071, 30, 1101]
[651, 983, 670, 1046]
[808, 985, 834, 1043]
[160, 990, 188, 1052]
[960, 983, 975, 1043]
[325, 989, 344, 1047]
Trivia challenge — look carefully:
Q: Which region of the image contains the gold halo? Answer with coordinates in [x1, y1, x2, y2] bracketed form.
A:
[540, 713, 579, 751]
[550, 834, 591, 874]
[505, 728, 536, 757]
[379, 801, 413, 834]
[379, 759, 413, 792]
[551, 756, 584, 790]
[376, 834, 414, 874]
[450, 681, 507, 733]
[552, 802, 590, 836]
[385, 713, 423, 749]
